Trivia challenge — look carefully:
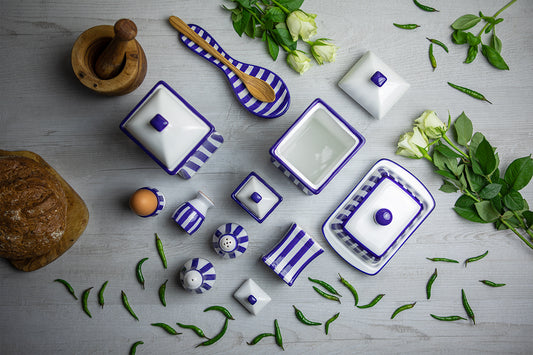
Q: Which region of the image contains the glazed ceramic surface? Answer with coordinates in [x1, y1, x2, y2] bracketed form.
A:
[179, 257, 216, 294]
[231, 172, 282, 223]
[233, 279, 271, 315]
[338, 51, 410, 119]
[178, 24, 290, 119]
[120, 81, 223, 177]
[262, 223, 324, 286]
[322, 159, 435, 275]
[270, 98, 365, 195]
[172, 191, 214, 235]
[212, 223, 249, 258]
[134, 187, 165, 218]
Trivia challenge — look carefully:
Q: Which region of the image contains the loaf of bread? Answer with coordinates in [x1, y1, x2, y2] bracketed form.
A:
[0, 156, 68, 260]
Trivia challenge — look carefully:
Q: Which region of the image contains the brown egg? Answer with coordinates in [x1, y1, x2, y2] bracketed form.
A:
[129, 188, 158, 217]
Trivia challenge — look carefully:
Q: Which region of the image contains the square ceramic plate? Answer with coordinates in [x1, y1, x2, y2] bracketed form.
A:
[322, 159, 435, 275]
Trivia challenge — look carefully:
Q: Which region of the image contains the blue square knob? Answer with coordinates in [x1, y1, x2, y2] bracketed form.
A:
[251, 192, 262, 203]
[247, 295, 257, 305]
[150, 114, 169, 132]
[370, 71, 387, 87]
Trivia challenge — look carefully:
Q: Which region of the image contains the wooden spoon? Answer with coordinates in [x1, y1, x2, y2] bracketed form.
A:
[169, 16, 276, 103]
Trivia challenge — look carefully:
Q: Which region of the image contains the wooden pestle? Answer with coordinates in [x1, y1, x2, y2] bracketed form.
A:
[94, 19, 137, 80]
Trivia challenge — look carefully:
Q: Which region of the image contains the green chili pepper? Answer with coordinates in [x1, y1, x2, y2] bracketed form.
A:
[98, 280, 108, 308]
[357, 294, 385, 309]
[308, 277, 341, 296]
[151, 322, 181, 335]
[338, 274, 357, 306]
[158, 280, 168, 307]
[393, 23, 420, 30]
[391, 302, 416, 319]
[177, 322, 208, 338]
[81, 287, 93, 318]
[54, 279, 78, 300]
[312, 286, 341, 303]
[121, 290, 139, 321]
[426, 38, 449, 53]
[324, 312, 340, 335]
[293, 305, 322, 326]
[247, 332, 275, 345]
[196, 318, 229, 347]
[413, 0, 438, 12]
[203, 305, 234, 320]
[274, 319, 284, 351]
[429, 43, 437, 71]
[426, 257, 458, 263]
[464, 250, 489, 266]
[136, 257, 149, 289]
[129, 340, 144, 355]
[155, 233, 167, 269]
[479, 280, 506, 287]
[448, 82, 491, 103]
[430, 314, 467, 321]
[426, 268, 438, 300]
[461, 289, 475, 324]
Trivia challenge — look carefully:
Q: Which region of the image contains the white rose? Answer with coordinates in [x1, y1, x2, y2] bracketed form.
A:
[286, 10, 317, 42]
[415, 110, 446, 139]
[309, 39, 337, 65]
[287, 50, 312, 75]
[396, 127, 429, 159]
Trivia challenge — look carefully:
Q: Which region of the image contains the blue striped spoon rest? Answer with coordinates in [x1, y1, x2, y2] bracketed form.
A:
[178, 24, 290, 119]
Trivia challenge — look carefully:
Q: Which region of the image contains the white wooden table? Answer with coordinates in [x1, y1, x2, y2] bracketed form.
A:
[1, 0, 532, 353]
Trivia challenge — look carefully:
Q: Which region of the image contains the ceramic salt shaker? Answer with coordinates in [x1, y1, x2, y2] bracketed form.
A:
[179, 257, 216, 294]
[129, 187, 165, 217]
[212, 223, 249, 259]
[172, 191, 214, 235]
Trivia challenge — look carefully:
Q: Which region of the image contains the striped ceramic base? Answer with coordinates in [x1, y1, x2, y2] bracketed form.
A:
[178, 24, 290, 119]
[262, 223, 324, 286]
[139, 187, 165, 217]
[179, 257, 216, 294]
[271, 157, 313, 195]
[177, 131, 224, 179]
[172, 202, 205, 235]
[212, 223, 249, 259]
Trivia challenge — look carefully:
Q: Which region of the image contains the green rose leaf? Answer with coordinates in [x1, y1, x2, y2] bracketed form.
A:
[266, 34, 280, 60]
[435, 144, 463, 158]
[453, 112, 473, 146]
[468, 132, 485, 158]
[451, 14, 481, 30]
[233, 0, 252, 8]
[523, 211, 533, 228]
[454, 205, 487, 223]
[490, 33, 502, 53]
[264, 6, 286, 23]
[481, 44, 509, 70]
[271, 26, 297, 51]
[276, 0, 305, 12]
[455, 194, 476, 208]
[436, 169, 457, 180]
[474, 200, 501, 222]
[503, 190, 524, 211]
[452, 30, 467, 44]
[440, 180, 459, 193]
[479, 183, 502, 199]
[475, 138, 497, 176]
[504, 156, 533, 191]
[465, 166, 486, 192]
[491, 195, 503, 212]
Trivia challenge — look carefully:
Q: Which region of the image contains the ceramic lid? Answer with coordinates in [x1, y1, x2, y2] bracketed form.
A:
[342, 176, 423, 257]
[232, 172, 282, 223]
[233, 278, 271, 315]
[338, 51, 410, 119]
[120, 81, 214, 173]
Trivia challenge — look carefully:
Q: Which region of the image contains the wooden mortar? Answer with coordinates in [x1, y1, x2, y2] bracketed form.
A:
[71, 19, 147, 96]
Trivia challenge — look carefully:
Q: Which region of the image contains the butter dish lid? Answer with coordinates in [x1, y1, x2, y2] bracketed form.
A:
[120, 81, 214, 174]
[231, 172, 282, 223]
[338, 51, 409, 119]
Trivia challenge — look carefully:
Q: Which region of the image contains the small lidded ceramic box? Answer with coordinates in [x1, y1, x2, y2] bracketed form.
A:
[231, 172, 282, 223]
[270, 98, 365, 195]
[120, 81, 223, 179]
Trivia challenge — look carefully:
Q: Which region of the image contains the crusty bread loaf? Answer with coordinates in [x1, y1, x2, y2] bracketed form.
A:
[0, 156, 67, 260]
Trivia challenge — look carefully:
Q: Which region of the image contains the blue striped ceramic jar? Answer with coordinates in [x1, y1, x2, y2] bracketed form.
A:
[172, 191, 214, 235]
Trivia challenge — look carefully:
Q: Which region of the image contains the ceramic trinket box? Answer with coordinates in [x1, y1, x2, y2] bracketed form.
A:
[262, 223, 324, 286]
[231, 172, 282, 223]
[212, 223, 249, 259]
[338, 51, 410, 119]
[129, 187, 165, 217]
[179, 257, 216, 294]
[322, 159, 435, 275]
[270, 99, 365, 195]
[120, 81, 223, 179]
[172, 191, 214, 235]
[234, 279, 271, 315]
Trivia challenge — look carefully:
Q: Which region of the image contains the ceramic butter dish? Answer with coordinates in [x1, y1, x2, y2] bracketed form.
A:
[338, 51, 409, 119]
[322, 159, 435, 275]
[262, 223, 324, 286]
[231, 172, 282, 223]
[120, 81, 223, 178]
[234, 279, 271, 315]
[270, 98, 365, 195]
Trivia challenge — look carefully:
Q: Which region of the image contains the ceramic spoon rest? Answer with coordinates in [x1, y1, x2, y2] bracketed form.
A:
[178, 24, 290, 119]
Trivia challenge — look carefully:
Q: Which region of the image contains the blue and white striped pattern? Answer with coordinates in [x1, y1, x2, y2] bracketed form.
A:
[262, 223, 324, 286]
[177, 131, 224, 179]
[212, 223, 249, 259]
[139, 187, 165, 217]
[180, 258, 216, 294]
[178, 24, 290, 119]
[172, 202, 205, 235]
[270, 158, 313, 195]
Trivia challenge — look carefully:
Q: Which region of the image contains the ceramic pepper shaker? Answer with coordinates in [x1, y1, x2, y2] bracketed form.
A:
[212, 223, 249, 259]
[172, 191, 214, 235]
[179, 257, 216, 294]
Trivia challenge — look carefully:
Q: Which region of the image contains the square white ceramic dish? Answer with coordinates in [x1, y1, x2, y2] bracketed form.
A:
[322, 159, 435, 275]
[233, 279, 271, 315]
[338, 51, 410, 119]
[270, 98, 365, 195]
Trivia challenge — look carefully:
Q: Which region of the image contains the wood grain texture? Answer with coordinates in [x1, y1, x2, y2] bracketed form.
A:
[1, 0, 532, 354]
